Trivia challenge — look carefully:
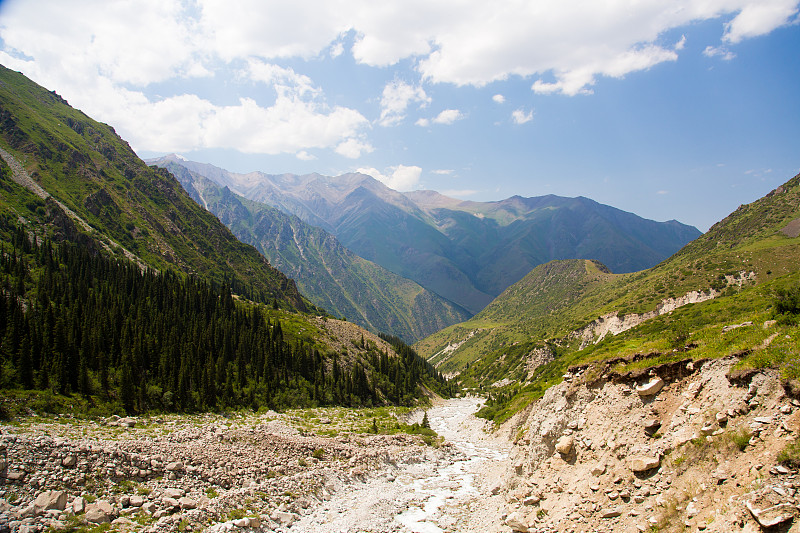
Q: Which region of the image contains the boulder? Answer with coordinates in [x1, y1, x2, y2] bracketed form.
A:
[505, 511, 530, 532]
[178, 497, 197, 510]
[555, 435, 574, 456]
[85, 501, 114, 524]
[629, 455, 661, 473]
[746, 501, 799, 528]
[72, 496, 86, 514]
[636, 377, 665, 397]
[129, 495, 145, 507]
[33, 490, 68, 514]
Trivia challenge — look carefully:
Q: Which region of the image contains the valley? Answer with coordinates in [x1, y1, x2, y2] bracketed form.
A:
[1, 62, 800, 533]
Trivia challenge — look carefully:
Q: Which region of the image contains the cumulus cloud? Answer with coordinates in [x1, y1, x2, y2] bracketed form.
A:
[511, 108, 533, 124]
[492, 94, 505, 104]
[357, 165, 423, 191]
[379, 80, 430, 126]
[1, 0, 796, 160]
[432, 109, 464, 125]
[335, 138, 374, 159]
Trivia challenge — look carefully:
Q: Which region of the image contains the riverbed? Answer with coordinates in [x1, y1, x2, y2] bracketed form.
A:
[290, 397, 511, 532]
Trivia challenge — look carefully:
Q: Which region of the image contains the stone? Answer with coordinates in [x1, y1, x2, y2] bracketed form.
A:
[505, 511, 530, 532]
[85, 501, 114, 524]
[178, 497, 197, 510]
[72, 496, 86, 514]
[643, 418, 661, 434]
[33, 490, 68, 514]
[273, 510, 298, 525]
[601, 508, 622, 518]
[629, 456, 661, 473]
[745, 501, 798, 528]
[162, 497, 179, 509]
[61, 456, 77, 467]
[555, 435, 574, 456]
[636, 377, 665, 397]
[591, 463, 606, 476]
[129, 495, 144, 507]
[166, 461, 184, 472]
[164, 488, 185, 498]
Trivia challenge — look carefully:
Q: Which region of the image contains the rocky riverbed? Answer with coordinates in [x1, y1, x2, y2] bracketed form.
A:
[0, 399, 508, 533]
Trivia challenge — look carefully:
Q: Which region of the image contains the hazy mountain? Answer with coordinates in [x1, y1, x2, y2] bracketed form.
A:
[150, 156, 470, 343]
[163, 159, 701, 314]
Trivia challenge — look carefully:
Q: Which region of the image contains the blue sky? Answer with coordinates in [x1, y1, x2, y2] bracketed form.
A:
[0, 0, 798, 231]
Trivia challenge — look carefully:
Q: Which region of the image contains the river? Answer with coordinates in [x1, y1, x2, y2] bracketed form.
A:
[290, 397, 510, 533]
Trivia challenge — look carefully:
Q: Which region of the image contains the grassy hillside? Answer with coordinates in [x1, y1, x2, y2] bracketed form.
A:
[0, 65, 307, 310]
[416, 172, 800, 423]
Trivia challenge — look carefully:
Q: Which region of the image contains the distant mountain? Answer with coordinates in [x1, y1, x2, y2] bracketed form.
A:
[162, 159, 701, 314]
[150, 156, 470, 343]
[415, 170, 800, 420]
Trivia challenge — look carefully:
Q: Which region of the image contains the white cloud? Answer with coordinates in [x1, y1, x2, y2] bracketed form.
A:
[245, 60, 318, 98]
[415, 118, 430, 127]
[432, 169, 454, 175]
[379, 80, 430, 126]
[296, 150, 316, 160]
[335, 138, 374, 159]
[357, 165, 422, 191]
[492, 94, 505, 104]
[511, 108, 533, 125]
[723, 0, 800, 43]
[432, 109, 464, 125]
[703, 46, 737, 60]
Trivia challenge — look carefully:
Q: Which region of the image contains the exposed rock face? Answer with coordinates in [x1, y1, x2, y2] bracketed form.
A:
[494, 356, 800, 532]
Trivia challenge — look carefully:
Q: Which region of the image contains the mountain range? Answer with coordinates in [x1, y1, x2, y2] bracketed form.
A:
[151, 156, 470, 343]
[156, 158, 701, 316]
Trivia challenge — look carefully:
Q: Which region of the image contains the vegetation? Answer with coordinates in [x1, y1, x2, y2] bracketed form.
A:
[0, 210, 449, 415]
[417, 171, 800, 425]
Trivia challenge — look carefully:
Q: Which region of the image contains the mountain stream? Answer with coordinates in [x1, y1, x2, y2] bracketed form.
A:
[291, 397, 510, 532]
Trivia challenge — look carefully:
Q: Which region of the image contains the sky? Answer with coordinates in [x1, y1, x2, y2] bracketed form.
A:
[0, 1, 798, 232]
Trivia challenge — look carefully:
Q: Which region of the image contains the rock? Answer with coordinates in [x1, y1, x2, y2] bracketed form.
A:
[643, 418, 661, 434]
[591, 462, 606, 476]
[166, 461, 184, 472]
[162, 497, 179, 509]
[745, 501, 798, 528]
[629, 455, 661, 473]
[118, 417, 136, 428]
[33, 490, 68, 514]
[129, 495, 144, 507]
[85, 501, 114, 524]
[61, 456, 76, 467]
[178, 497, 197, 510]
[72, 496, 86, 514]
[273, 510, 298, 525]
[505, 511, 530, 532]
[164, 488, 185, 499]
[601, 508, 622, 518]
[555, 435, 574, 456]
[636, 377, 665, 397]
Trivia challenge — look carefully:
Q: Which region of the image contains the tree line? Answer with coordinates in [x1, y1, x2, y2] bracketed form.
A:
[0, 214, 450, 414]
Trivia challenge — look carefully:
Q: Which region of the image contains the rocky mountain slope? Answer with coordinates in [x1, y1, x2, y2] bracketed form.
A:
[160, 158, 700, 315]
[494, 352, 800, 532]
[150, 156, 470, 343]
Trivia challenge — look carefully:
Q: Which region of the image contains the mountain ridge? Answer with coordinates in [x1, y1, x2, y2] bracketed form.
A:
[157, 155, 702, 314]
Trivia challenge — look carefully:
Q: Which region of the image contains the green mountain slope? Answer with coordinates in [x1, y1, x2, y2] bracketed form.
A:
[0, 65, 306, 310]
[0, 65, 451, 415]
[153, 157, 470, 342]
[163, 160, 700, 315]
[416, 171, 800, 421]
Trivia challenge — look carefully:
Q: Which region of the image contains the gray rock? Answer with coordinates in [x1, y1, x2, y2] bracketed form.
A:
[33, 490, 68, 514]
[601, 508, 622, 518]
[178, 497, 196, 510]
